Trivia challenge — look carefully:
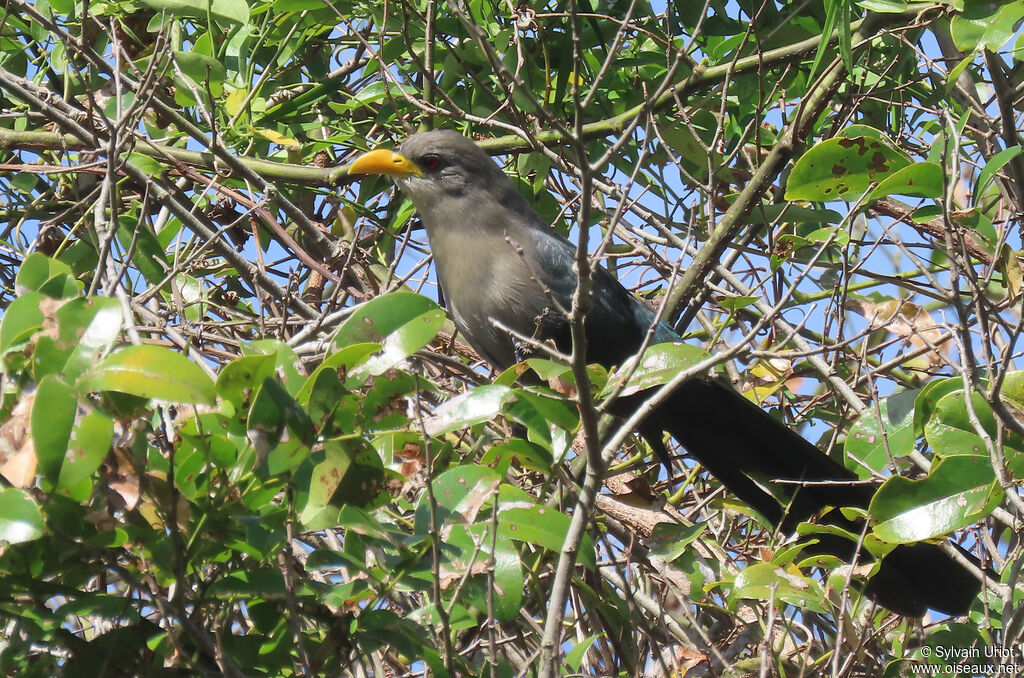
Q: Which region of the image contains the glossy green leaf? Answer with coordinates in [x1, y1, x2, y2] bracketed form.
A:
[444, 523, 524, 622]
[140, 0, 249, 25]
[333, 292, 441, 347]
[57, 296, 123, 382]
[247, 377, 315, 447]
[510, 390, 579, 432]
[0, 292, 45, 354]
[603, 342, 708, 398]
[245, 340, 305, 395]
[14, 252, 74, 296]
[0, 487, 46, 543]
[730, 562, 827, 613]
[565, 635, 601, 672]
[998, 371, 1024, 405]
[785, 134, 910, 202]
[868, 162, 943, 200]
[871, 456, 1000, 543]
[719, 295, 759, 311]
[173, 51, 227, 97]
[844, 389, 918, 477]
[855, 0, 907, 11]
[216, 354, 277, 408]
[924, 389, 1024, 458]
[479, 438, 553, 473]
[351, 308, 446, 379]
[649, 522, 707, 563]
[297, 343, 380, 403]
[78, 344, 216, 404]
[498, 505, 596, 571]
[301, 439, 386, 517]
[913, 377, 963, 437]
[974, 146, 1022, 203]
[950, 0, 1024, 52]
[32, 375, 77, 483]
[424, 385, 513, 436]
[413, 465, 502, 533]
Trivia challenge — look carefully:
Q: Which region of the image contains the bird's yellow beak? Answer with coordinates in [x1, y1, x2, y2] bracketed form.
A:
[348, 149, 424, 178]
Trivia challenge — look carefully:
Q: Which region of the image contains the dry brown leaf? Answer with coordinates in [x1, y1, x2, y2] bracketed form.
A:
[675, 645, 708, 676]
[848, 299, 950, 368]
[0, 393, 38, 487]
[396, 442, 424, 478]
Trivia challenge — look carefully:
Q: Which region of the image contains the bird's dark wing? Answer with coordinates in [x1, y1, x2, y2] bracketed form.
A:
[522, 225, 672, 367]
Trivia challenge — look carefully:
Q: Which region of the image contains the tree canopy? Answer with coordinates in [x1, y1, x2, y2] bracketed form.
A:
[0, 0, 1022, 676]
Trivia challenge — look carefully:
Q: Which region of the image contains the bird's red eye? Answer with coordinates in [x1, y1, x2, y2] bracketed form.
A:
[420, 154, 441, 172]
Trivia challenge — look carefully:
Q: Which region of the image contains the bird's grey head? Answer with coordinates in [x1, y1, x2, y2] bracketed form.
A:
[348, 130, 529, 226]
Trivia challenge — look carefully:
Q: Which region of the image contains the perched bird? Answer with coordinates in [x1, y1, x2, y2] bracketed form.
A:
[349, 129, 982, 617]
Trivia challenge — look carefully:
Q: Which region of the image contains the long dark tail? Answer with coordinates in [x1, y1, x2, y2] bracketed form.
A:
[634, 377, 982, 617]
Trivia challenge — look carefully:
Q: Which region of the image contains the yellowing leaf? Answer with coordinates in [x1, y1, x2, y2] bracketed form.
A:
[255, 128, 300, 148]
[225, 88, 248, 117]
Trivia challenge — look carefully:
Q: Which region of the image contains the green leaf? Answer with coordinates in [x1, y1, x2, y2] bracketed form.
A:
[867, 162, 943, 200]
[785, 134, 911, 202]
[414, 466, 502, 533]
[566, 635, 600, 671]
[0, 487, 46, 543]
[998, 371, 1024, 406]
[719, 295, 759, 311]
[216, 354, 277, 408]
[244, 340, 305, 396]
[424, 385, 514, 436]
[944, 55, 976, 94]
[301, 439, 386, 517]
[333, 292, 441, 347]
[79, 344, 216, 404]
[950, 0, 1024, 52]
[974, 146, 1022, 204]
[855, 0, 906, 11]
[140, 0, 249, 25]
[14, 252, 75, 296]
[173, 51, 226, 97]
[444, 523, 525, 622]
[328, 81, 419, 113]
[730, 562, 827, 612]
[32, 375, 77, 484]
[56, 296, 123, 382]
[0, 292, 45, 354]
[510, 390, 579, 432]
[913, 377, 963, 437]
[351, 308, 446, 379]
[209, 568, 287, 597]
[871, 456, 1000, 543]
[498, 505, 596, 570]
[297, 343, 379, 403]
[117, 216, 169, 285]
[603, 342, 708, 398]
[478, 438, 553, 474]
[844, 389, 918, 477]
[649, 522, 708, 563]
[259, 73, 352, 123]
[247, 377, 316, 447]
[809, 0, 840, 81]
[924, 389, 1024, 458]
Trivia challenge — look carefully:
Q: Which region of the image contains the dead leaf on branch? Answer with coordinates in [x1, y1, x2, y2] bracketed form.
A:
[848, 299, 950, 369]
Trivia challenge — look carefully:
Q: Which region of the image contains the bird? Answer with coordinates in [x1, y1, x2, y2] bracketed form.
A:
[348, 129, 982, 617]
